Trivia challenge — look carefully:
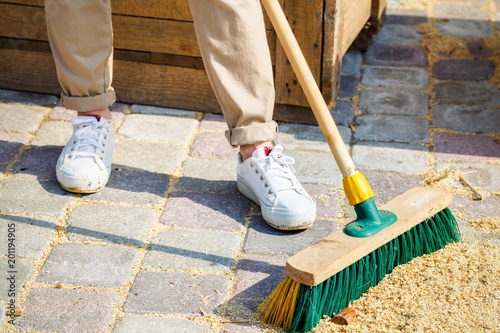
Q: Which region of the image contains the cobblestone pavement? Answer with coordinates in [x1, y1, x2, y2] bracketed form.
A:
[1, 1, 500, 332]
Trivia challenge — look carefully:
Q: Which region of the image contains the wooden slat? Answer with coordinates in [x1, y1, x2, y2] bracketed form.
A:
[340, 0, 372, 54]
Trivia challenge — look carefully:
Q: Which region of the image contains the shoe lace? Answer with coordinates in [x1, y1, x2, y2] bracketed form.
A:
[69, 117, 110, 160]
[253, 145, 299, 195]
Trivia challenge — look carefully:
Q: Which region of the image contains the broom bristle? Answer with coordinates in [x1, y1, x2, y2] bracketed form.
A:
[259, 208, 461, 333]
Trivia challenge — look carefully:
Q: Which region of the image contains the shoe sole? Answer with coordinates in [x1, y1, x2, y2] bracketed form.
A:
[56, 169, 109, 194]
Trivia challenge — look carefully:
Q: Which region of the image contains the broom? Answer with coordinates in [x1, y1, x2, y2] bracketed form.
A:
[257, 0, 461, 332]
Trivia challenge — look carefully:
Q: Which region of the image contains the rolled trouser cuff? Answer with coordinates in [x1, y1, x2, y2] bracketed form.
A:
[225, 121, 278, 147]
[61, 89, 116, 112]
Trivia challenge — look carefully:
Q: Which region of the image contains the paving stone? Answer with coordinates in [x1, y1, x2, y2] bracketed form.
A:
[341, 50, 363, 76]
[243, 216, 337, 256]
[38, 243, 138, 287]
[0, 215, 56, 259]
[233, 255, 287, 300]
[49, 105, 126, 122]
[286, 150, 342, 185]
[433, 105, 500, 134]
[118, 114, 198, 144]
[435, 20, 493, 38]
[144, 229, 241, 273]
[354, 115, 429, 144]
[67, 204, 157, 246]
[175, 159, 237, 193]
[113, 140, 185, 173]
[0, 89, 58, 106]
[450, 195, 500, 220]
[361, 66, 429, 90]
[433, 59, 494, 81]
[466, 39, 493, 59]
[31, 121, 72, 147]
[303, 183, 342, 220]
[17, 288, 120, 333]
[352, 141, 429, 173]
[359, 89, 429, 116]
[12, 148, 60, 181]
[124, 271, 228, 315]
[364, 44, 428, 67]
[130, 104, 197, 117]
[278, 123, 351, 153]
[0, 258, 33, 302]
[339, 75, 359, 98]
[199, 113, 227, 131]
[0, 179, 74, 217]
[434, 133, 500, 162]
[331, 100, 355, 126]
[113, 316, 212, 333]
[160, 191, 249, 232]
[221, 322, 266, 333]
[436, 162, 500, 192]
[434, 4, 489, 21]
[385, 8, 428, 25]
[190, 131, 238, 160]
[373, 25, 423, 45]
[0, 103, 49, 132]
[362, 171, 423, 204]
[0, 132, 30, 163]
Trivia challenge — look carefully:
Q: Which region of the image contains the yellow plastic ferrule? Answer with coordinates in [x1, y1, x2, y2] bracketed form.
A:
[342, 172, 374, 206]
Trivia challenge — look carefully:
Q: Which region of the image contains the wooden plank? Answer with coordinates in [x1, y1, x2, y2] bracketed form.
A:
[340, 0, 372, 54]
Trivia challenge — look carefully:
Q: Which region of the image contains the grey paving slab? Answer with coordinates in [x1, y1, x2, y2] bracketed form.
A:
[199, 113, 227, 131]
[435, 20, 493, 38]
[465, 39, 492, 59]
[83, 170, 169, 205]
[286, 150, 342, 185]
[49, 105, 126, 123]
[352, 141, 429, 173]
[38, 243, 138, 287]
[12, 148, 60, 181]
[31, 121, 72, 147]
[436, 162, 500, 192]
[190, 131, 238, 161]
[0, 89, 58, 106]
[331, 100, 355, 126]
[361, 66, 429, 90]
[277, 123, 351, 153]
[118, 114, 198, 144]
[124, 270, 228, 316]
[160, 191, 249, 232]
[0, 103, 49, 132]
[222, 322, 266, 333]
[373, 25, 423, 45]
[0, 132, 30, 163]
[434, 133, 500, 162]
[0, 258, 33, 302]
[175, 159, 238, 193]
[17, 288, 120, 333]
[0, 215, 56, 259]
[341, 50, 363, 76]
[66, 204, 157, 246]
[354, 115, 429, 144]
[434, 81, 500, 107]
[303, 183, 342, 220]
[0, 179, 74, 217]
[339, 75, 359, 98]
[130, 104, 197, 117]
[113, 140, 185, 173]
[433, 105, 500, 134]
[362, 171, 423, 204]
[433, 59, 494, 81]
[113, 316, 212, 333]
[434, 4, 490, 21]
[243, 216, 337, 256]
[143, 229, 241, 273]
[385, 8, 428, 25]
[364, 44, 428, 67]
[450, 195, 500, 220]
[359, 89, 429, 116]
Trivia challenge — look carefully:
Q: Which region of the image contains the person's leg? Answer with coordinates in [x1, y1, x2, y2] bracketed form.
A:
[188, 0, 316, 230]
[45, 0, 115, 193]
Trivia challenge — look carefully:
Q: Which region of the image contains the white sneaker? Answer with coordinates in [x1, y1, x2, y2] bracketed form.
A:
[237, 145, 316, 230]
[56, 116, 114, 193]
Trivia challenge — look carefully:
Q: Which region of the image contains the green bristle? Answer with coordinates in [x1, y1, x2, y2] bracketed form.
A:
[288, 208, 461, 333]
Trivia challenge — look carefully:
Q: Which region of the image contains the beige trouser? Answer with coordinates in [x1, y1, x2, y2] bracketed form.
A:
[44, 0, 277, 147]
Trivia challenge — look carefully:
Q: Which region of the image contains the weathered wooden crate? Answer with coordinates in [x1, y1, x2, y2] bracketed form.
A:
[0, 0, 385, 124]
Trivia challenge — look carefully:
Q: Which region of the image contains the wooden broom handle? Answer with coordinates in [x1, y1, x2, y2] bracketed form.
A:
[261, 0, 357, 178]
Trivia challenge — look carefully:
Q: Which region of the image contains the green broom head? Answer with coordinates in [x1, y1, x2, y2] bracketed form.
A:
[258, 207, 461, 332]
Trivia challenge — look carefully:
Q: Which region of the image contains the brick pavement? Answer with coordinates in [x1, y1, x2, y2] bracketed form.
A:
[1, 1, 500, 332]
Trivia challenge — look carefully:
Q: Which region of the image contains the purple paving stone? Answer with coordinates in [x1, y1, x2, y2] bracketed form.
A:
[433, 59, 494, 81]
[362, 171, 423, 204]
[364, 44, 428, 67]
[385, 8, 428, 25]
[303, 183, 342, 220]
[12, 148, 60, 180]
[434, 133, 500, 162]
[450, 195, 500, 220]
[0, 132, 30, 163]
[466, 39, 493, 59]
[190, 131, 238, 160]
[160, 191, 249, 231]
[114, 316, 212, 333]
[433, 81, 500, 106]
[433, 105, 500, 134]
[17, 288, 120, 333]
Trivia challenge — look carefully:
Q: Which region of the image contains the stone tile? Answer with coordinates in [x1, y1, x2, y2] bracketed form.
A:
[339, 75, 359, 98]
[286, 150, 342, 185]
[433, 105, 500, 134]
[0, 103, 49, 132]
[31, 121, 72, 147]
[0, 132, 30, 163]
[67, 204, 157, 246]
[352, 141, 429, 173]
[38, 243, 138, 287]
[113, 316, 212, 333]
[434, 133, 500, 162]
[373, 25, 423, 45]
[433, 60, 494, 81]
[436, 162, 500, 192]
[49, 105, 126, 122]
[0, 179, 74, 217]
[361, 66, 429, 90]
[124, 271, 228, 316]
[0, 89, 58, 106]
[130, 104, 197, 117]
[359, 89, 429, 116]
[434, 4, 489, 21]
[341, 50, 363, 76]
[303, 183, 342, 220]
[364, 44, 428, 67]
[243, 216, 337, 256]
[118, 114, 198, 144]
[0, 215, 56, 259]
[17, 288, 120, 333]
[0, 258, 33, 302]
[331, 100, 355, 126]
[450, 195, 500, 220]
[199, 113, 227, 131]
[12, 148, 59, 181]
[175, 159, 237, 193]
[362, 171, 423, 204]
[277, 123, 351, 153]
[160, 191, 249, 232]
[113, 140, 185, 173]
[233, 255, 287, 300]
[354, 115, 429, 144]
[466, 39, 493, 59]
[144, 229, 241, 273]
[385, 8, 428, 25]
[435, 20, 493, 38]
[221, 322, 267, 333]
[190, 131, 238, 161]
